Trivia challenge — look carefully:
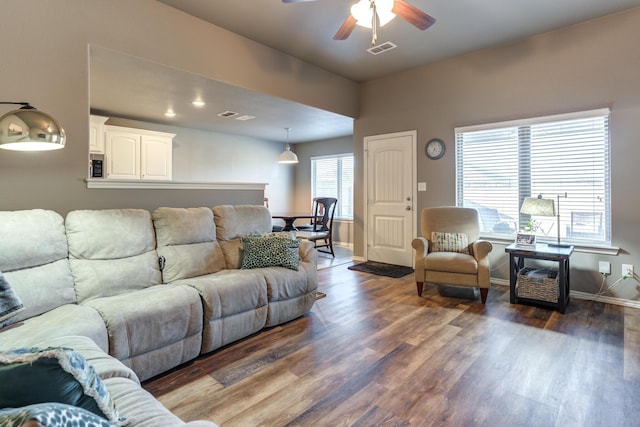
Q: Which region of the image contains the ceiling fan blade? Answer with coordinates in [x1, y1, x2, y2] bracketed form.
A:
[392, 0, 436, 30]
[333, 14, 358, 40]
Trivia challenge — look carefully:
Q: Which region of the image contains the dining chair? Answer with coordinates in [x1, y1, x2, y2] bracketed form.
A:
[296, 197, 337, 257]
[295, 197, 323, 231]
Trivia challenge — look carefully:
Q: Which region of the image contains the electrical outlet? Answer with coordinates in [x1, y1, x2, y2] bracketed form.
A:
[622, 264, 634, 277]
[599, 261, 610, 275]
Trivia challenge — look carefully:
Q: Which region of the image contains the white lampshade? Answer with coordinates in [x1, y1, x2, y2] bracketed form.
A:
[351, 0, 396, 29]
[0, 104, 65, 151]
[278, 144, 298, 164]
[520, 196, 555, 217]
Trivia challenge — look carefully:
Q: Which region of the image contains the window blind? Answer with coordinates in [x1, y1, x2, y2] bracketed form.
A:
[455, 109, 610, 244]
[311, 154, 354, 219]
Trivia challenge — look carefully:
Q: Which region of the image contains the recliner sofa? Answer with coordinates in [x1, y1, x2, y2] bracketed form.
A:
[0, 205, 318, 426]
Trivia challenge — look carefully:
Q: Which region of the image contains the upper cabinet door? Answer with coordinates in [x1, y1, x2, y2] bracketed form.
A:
[105, 130, 140, 180]
[89, 115, 108, 154]
[141, 135, 172, 180]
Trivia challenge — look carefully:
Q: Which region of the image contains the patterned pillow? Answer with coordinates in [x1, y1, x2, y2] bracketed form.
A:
[0, 270, 24, 326]
[241, 235, 300, 271]
[430, 232, 470, 254]
[0, 347, 125, 426]
[0, 402, 117, 427]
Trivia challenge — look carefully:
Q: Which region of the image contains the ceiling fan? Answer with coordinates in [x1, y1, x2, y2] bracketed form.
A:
[282, 0, 436, 46]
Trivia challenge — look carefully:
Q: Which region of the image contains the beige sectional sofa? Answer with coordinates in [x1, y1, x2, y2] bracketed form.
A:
[0, 205, 318, 426]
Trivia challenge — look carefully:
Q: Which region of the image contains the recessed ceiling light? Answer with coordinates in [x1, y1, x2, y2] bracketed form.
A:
[192, 99, 205, 107]
[235, 115, 256, 121]
[164, 109, 176, 118]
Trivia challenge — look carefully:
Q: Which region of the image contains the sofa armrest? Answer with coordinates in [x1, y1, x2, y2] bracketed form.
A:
[472, 239, 493, 261]
[298, 240, 317, 264]
[411, 237, 429, 283]
[411, 237, 429, 257]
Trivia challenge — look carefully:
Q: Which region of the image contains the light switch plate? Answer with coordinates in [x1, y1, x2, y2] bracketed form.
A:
[418, 182, 427, 192]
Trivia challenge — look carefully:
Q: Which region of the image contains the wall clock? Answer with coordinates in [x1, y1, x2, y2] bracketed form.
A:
[425, 138, 446, 160]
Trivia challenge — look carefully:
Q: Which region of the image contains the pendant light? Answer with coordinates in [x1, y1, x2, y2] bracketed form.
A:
[278, 127, 298, 164]
[0, 102, 66, 151]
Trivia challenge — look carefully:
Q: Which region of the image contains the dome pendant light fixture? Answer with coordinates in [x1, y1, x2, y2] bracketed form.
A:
[277, 127, 298, 164]
[0, 102, 66, 151]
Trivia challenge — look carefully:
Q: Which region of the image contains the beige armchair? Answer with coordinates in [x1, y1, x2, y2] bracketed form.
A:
[412, 207, 493, 303]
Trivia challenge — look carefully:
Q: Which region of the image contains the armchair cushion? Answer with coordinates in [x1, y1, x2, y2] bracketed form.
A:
[430, 232, 470, 254]
[425, 252, 478, 274]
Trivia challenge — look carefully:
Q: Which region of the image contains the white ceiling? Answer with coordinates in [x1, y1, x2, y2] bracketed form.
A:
[90, 0, 640, 143]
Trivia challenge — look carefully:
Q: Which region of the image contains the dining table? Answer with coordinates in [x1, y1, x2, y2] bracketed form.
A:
[270, 212, 317, 231]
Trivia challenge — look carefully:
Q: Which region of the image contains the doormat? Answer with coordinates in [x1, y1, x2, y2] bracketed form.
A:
[348, 261, 414, 278]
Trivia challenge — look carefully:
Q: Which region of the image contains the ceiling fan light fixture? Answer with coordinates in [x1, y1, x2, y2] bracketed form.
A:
[352, 0, 395, 29]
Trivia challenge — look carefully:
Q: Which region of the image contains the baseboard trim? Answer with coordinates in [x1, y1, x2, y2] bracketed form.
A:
[570, 290, 640, 309]
[490, 277, 640, 309]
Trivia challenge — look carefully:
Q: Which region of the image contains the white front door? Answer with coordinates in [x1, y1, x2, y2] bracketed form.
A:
[365, 131, 416, 267]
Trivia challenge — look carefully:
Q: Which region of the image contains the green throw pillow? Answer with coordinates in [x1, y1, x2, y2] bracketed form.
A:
[430, 232, 470, 254]
[241, 235, 300, 271]
[0, 347, 125, 426]
[0, 402, 117, 427]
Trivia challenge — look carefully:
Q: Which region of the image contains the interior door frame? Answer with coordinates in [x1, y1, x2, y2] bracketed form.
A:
[363, 130, 417, 265]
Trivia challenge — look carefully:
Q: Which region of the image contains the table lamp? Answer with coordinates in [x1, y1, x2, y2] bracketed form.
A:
[520, 193, 570, 248]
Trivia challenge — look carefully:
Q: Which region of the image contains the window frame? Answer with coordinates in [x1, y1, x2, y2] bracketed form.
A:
[455, 108, 611, 247]
[310, 153, 354, 220]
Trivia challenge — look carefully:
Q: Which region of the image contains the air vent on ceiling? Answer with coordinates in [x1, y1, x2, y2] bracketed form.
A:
[367, 41, 397, 55]
[235, 115, 256, 121]
[217, 111, 238, 118]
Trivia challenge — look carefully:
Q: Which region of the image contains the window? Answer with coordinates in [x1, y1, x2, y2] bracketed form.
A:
[311, 154, 353, 219]
[455, 108, 610, 245]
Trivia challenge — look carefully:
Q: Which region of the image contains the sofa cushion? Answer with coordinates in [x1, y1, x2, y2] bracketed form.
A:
[153, 207, 226, 282]
[0, 209, 76, 327]
[0, 209, 68, 272]
[212, 205, 272, 241]
[153, 207, 216, 246]
[103, 376, 197, 427]
[82, 285, 203, 381]
[241, 234, 300, 271]
[66, 209, 161, 303]
[0, 402, 118, 427]
[0, 305, 109, 354]
[261, 262, 318, 327]
[0, 347, 124, 424]
[172, 270, 268, 353]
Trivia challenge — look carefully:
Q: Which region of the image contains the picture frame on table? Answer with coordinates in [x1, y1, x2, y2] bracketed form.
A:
[516, 232, 536, 246]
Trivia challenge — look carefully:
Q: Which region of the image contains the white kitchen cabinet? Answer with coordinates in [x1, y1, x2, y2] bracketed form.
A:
[89, 115, 108, 154]
[104, 125, 174, 181]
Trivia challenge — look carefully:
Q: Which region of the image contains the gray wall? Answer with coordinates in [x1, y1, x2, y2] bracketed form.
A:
[0, 0, 357, 216]
[353, 8, 640, 299]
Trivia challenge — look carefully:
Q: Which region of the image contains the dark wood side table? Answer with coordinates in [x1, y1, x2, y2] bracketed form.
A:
[505, 243, 574, 313]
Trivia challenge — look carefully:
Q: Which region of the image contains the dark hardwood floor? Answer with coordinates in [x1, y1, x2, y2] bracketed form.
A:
[145, 255, 640, 427]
